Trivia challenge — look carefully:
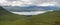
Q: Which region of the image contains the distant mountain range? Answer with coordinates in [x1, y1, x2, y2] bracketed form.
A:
[3, 6, 60, 12]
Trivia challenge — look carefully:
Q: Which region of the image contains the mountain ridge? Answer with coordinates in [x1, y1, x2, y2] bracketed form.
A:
[3, 6, 60, 12]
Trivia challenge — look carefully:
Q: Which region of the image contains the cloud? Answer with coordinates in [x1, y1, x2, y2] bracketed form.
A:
[0, 0, 60, 6]
[0, 0, 33, 6]
[36, 2, 59, 6]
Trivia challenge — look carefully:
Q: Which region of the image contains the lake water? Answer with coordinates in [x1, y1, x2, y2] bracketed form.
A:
[11, 11, 47, 15]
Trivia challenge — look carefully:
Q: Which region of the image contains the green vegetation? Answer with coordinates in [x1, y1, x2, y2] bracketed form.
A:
[31, 10, 60, 25]
[0, 6, 60, 25]
[0, 6, 31, 25]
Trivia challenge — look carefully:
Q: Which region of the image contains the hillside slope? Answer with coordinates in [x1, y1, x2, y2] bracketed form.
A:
[0, 6, 60, 25]
[31, 10, 60, 25]
[0, 6, 23, 21]
[0, 6, 31, 25]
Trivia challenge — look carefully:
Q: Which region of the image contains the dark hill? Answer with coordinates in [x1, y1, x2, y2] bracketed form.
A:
[0, 6, 31, 25]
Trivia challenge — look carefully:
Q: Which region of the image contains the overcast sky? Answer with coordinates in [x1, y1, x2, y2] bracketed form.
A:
[0, 0, 60, 6]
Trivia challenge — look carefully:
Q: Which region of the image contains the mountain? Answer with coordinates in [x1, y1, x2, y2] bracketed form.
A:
[3, 6, 60, 12]
[3, 6, 44, 12]
[0, 6, 31, 25]
[40, 6, 60, 10]
[0, 6, 60, 25]
[31, 10, 60, 25]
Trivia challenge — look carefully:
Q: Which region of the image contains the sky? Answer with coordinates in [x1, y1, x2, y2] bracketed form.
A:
[0, 0, 60, 6]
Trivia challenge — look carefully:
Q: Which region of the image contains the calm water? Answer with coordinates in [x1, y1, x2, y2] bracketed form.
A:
[11, 11, 47, 15]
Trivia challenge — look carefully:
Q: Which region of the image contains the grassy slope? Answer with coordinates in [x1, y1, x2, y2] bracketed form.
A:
[0, 6, 60, 25]
[0, 7, 31, 25]
[31, 10, 60, 25]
